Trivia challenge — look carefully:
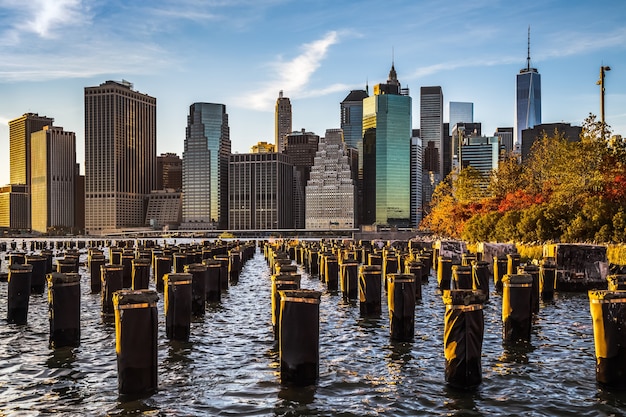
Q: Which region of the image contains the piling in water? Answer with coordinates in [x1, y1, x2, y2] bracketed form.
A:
[493, 256, 508, 293]
[437, 257, 453, 291]
[607, 274, 626, 291]
[519, 264, 540, 314]
[202, 259, 222, 302]
[324, 256, 339, 291]
[359, 265, 382, 316]
[588, 290, 626, 389]
[271, 274, 301, 340]
[26, 255, 47, 294]
[164, 273, 192, 341]
[443, 289, 486, 389]
[184, 264, 208, 317]
[472, 261, 490, 300]
[279, 289, 321, 386]
[507, 253, 521, 276]
[540, 260, 557, 300]
[452, 265, 473, 290]
[404, 260, 423, 300]
[7, 264, 33, 324]
[47, 272, 81, 348]
[154, 256, 172, 293]
[340, 260, 359, 301]
[131, 259, 151, 290]
[121, 254, 134, 288]
[101, 264, 124, 319]
[56, 258, 77, 274]
[387, 274, 416, 342]
[89, 254, 106, 293]
[113, 289, 159, 399]
[502, 274, 533, 345]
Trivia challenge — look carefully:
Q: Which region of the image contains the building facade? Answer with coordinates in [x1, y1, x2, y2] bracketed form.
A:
[182, 102, 231, 229]
[305, 129, 356, 230]
[460, 136, 500, 190]
[84, 80, 156, 234]
[420, 86, 444, 182]
[145, 189, 182, 229]
[521, 122, 582, 161]
[283, 129, 319, 229]
[8, 113, 54, 187]
[30, 126, 76, 234]
[449, 102, 474, 131]
[229, 153, 293, 230]
[362, 64, 412, 227]
[156, 153, 182, 191]
[0, 185, 30, 231]
[275, 91, 292, 153]
[495, 127, 514, 155]
[410, 132, 423, 228]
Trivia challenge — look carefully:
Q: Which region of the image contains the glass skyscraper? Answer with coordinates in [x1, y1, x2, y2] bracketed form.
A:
[362, 64, 411, 227]
[182, 102, 231, 229]
[515, 29, 541, 148]
[449, 102, 474, 131]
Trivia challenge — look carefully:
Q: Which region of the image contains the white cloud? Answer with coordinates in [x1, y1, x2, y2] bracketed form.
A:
[242, 31, 340, 111]
[0, 0, 87, 39]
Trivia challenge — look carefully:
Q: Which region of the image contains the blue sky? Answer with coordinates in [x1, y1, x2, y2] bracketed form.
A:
[1, 0, 625, 186]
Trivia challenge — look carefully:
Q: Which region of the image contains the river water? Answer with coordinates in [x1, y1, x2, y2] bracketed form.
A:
[0, 241, 625, 416]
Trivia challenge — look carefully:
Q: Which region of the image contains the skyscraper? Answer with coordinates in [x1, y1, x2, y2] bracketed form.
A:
[182, 102, 231, 229]
[341, 88, 368, 226]
[283, 129, 319, 229]
[156, 153, 183, 191]
[84, 80, 156, 234]
[30, 126, 76, 234]
[229, 152, 293, 230]
[305, 129, 356, 230]
[420, 86, 444, 209]
[275, 91, 292, 153]
[410, 131, 423, 227]
[449, 102, 474, 131]
[515, 27, 541, 149]
[362, 63, 412, 227]
[8, 113, 54, 187]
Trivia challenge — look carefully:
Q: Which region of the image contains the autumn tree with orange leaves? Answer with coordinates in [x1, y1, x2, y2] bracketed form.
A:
[420, 115, 626, 243]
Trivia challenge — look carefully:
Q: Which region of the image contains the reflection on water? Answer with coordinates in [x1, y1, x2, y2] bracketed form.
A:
[0, 241, 625, 415]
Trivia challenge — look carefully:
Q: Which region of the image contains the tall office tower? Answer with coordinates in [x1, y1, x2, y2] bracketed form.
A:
[30, 126, 76, 234]
[362, 63, 412, 227]
[275, 91, 292, 153]
[515, 27, 541, 149]
[451, 122, 482, 171]
[283, 129, 319, 229]
[442, 123, 451, 179]
[182, 102, 231, 230]
[410, 131, 423, 228]
[341, 88, 368, 226]
[156, 153, 183, 190]
[305, 129, 356, 230]
[449, 102, 474, 130]
[84, 80, 156, 234]
[229, 152, 293, 230]
[495, 127, 514, 155]
[420, 86, 443, 206]
[460, 136, 500, 191]
[8, 113, 54, 187]
[422, 141, 439, 212]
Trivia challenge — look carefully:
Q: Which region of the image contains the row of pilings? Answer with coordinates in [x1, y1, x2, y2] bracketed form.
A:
[1, 239, 256, 399]
[262, 238, 626, 390]
[2, 237, 626, 395]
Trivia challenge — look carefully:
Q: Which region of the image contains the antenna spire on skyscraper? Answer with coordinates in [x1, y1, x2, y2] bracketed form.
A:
[527, 25, 531, 71]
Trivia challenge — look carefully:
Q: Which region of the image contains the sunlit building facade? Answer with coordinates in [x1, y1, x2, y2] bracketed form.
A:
[229, 153, 293, 230]
[30, 126, 76, 234]
[362, 64, 412, 227]
[305, 129, 356, 230]
[84, 80, 156, 234]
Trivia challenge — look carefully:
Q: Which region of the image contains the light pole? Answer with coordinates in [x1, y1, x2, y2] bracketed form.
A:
[597, 65, 611, 126]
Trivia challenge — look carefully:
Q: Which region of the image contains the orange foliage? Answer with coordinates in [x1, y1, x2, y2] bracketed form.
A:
[605, 174, 626, 201]
[497, 190, 545, 212]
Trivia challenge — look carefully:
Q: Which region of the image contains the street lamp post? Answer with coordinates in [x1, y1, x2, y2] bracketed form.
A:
[597, 65, 611, 126]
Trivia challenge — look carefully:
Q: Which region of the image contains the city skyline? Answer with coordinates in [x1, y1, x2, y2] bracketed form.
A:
[1, 1, 626, 187]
